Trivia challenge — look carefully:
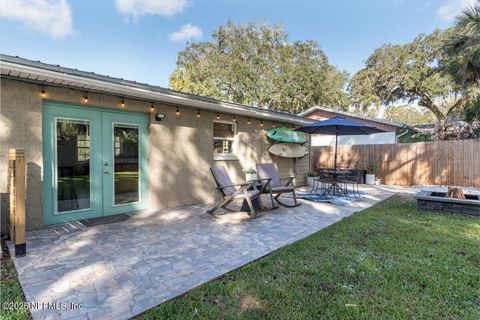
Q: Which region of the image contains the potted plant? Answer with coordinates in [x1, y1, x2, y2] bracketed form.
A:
[365, 164, 379, 185]
[243, 167, 258, 181]
[306, 171, 317, 187]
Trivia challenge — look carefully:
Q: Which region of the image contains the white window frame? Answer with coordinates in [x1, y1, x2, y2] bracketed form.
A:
[213, 120, 238, 161]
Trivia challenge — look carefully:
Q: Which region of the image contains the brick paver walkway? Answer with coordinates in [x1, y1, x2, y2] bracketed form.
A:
[8, 185, 404, 319]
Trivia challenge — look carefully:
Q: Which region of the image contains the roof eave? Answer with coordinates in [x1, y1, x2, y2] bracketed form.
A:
[0, 59, 313, 125]
[298, 105, 404, 128]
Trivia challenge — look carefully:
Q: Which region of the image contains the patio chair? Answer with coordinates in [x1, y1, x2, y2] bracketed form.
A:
[311, 170, 335, 194]
[208, 166, 269, 219]
[256, 163, 301, 208]
[341, 171, 361, 199]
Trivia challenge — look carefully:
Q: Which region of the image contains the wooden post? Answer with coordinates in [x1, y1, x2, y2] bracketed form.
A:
[8, 148, 26, 257]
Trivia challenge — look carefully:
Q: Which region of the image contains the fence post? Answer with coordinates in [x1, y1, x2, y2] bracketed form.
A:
[8, 148, 26, 257]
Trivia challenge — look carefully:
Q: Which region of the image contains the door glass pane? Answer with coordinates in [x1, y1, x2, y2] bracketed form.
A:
[113, 124, 139, 204]
[56, 119, 90, 212]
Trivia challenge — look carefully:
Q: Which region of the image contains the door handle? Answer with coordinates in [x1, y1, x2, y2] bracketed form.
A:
[103, 170, 110, 174]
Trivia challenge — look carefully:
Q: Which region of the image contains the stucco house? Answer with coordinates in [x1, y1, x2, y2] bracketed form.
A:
[0, 55, 311, 231]
[299, 106, 406, 146]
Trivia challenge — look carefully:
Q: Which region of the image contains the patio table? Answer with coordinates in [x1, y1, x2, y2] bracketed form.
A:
[315, 170, 351, 196]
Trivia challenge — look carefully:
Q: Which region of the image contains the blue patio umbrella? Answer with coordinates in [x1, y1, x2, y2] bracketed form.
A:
[295, 116, 386, 170]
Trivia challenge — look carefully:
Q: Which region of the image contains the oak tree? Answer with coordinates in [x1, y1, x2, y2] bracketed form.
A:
[170, 22, 349, 114]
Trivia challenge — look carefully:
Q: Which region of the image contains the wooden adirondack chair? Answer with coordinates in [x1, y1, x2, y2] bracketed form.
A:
[256, 163, 301, 208]
[208, 166, 271, 219]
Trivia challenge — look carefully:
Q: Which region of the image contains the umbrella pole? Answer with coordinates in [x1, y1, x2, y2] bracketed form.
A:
[334, 126, 338, 171]
[333, 126, 339, 195]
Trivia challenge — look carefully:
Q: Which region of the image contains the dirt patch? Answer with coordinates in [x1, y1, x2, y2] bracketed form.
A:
[1, 240, 18, 285]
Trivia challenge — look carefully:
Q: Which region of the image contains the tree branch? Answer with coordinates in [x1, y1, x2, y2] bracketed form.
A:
[446, 97, 465, 116]
[418, 94, 445, 121]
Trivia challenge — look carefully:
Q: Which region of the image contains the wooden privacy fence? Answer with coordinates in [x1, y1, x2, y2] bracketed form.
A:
[311, 139, 480, 187]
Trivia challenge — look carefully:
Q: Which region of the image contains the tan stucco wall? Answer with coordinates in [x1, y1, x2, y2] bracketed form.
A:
[0, 78, 308, 232]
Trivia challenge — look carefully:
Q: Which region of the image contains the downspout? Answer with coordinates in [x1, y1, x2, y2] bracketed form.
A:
[396, 126, 409, 143]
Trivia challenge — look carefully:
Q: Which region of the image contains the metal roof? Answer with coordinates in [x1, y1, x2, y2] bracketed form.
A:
[0, 54, 313, 125]
[298, 105, 405, 128]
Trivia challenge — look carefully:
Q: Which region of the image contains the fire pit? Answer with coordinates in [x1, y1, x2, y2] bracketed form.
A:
[415, 190, 480, 216]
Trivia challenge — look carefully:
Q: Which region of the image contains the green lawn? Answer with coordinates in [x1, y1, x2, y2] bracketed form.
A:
[1, 195, 479, 320]
[138, 195, 480, 319]
[0, 242, 31, 320]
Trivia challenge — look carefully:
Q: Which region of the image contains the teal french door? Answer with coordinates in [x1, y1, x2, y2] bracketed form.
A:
[43, 102, 148, 225]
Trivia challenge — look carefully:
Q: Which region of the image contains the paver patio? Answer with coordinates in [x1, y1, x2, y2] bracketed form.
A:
[8, 185, 410, 320]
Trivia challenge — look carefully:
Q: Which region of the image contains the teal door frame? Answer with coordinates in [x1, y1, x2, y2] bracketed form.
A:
[102, 111, 148, 216]
[42, 102, 148, 225]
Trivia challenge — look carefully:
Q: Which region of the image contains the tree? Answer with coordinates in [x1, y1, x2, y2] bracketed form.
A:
[433, 119, 480, 140]
[444, 2, 480, 88]
[464, 95, 480, 122]
[170, 22, 349, 114]
[385, 105, 437, 125]
[349, 30, 462, 121]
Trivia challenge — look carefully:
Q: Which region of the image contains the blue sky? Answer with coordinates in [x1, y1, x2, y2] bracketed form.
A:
[0, 0, 476, 87]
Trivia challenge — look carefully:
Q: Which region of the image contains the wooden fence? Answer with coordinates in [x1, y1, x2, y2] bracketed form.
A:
[311, 139, 480, 187]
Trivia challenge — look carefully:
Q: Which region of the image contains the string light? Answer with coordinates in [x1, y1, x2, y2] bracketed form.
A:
[248, 119, 251, 125]
[197, 110, 201, 118]
[84, 92, 89, 103]
[216, 113, 220, 120]
[150, 102, 155, 112]
[176, 106, 180, 116]
[121, 97, 125, 107]
[41, 85, 46, 98]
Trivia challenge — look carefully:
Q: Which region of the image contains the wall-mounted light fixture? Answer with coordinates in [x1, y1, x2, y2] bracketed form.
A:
[176, 106, 180, 116]
[155, 113, 167, 122]
[41, 85, 46, 98]
[233, 116, 236, 122]
[121, 97, 125, 107]
[216, 113, 220, 120]
[248, 119, 251, 125]
[84, 92, 89, 103]
[197, 110, 201, 118]
[150, 102, 155, 112]
[260, 120, 264, 127]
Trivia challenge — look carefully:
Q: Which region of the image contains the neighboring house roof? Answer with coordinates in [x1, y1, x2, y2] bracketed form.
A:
[412, 124, 436, 134]
[298, 105, 405, 128]
[412, 121, 469, 135]
[0, 54, 313, 125]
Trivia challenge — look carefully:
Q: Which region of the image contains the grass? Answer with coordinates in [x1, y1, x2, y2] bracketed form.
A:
[0, 241, 31, 320]
[138, 195, 480, 319]
[1, 195, 479, 319]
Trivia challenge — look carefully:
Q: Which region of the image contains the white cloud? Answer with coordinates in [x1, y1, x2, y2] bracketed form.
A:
[115, 0, 188, 19]
[437, 0, 478, 22]
[393, 0, 406, 7]
[0, 0, 73, 39]
[168, 23, 202, 42]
